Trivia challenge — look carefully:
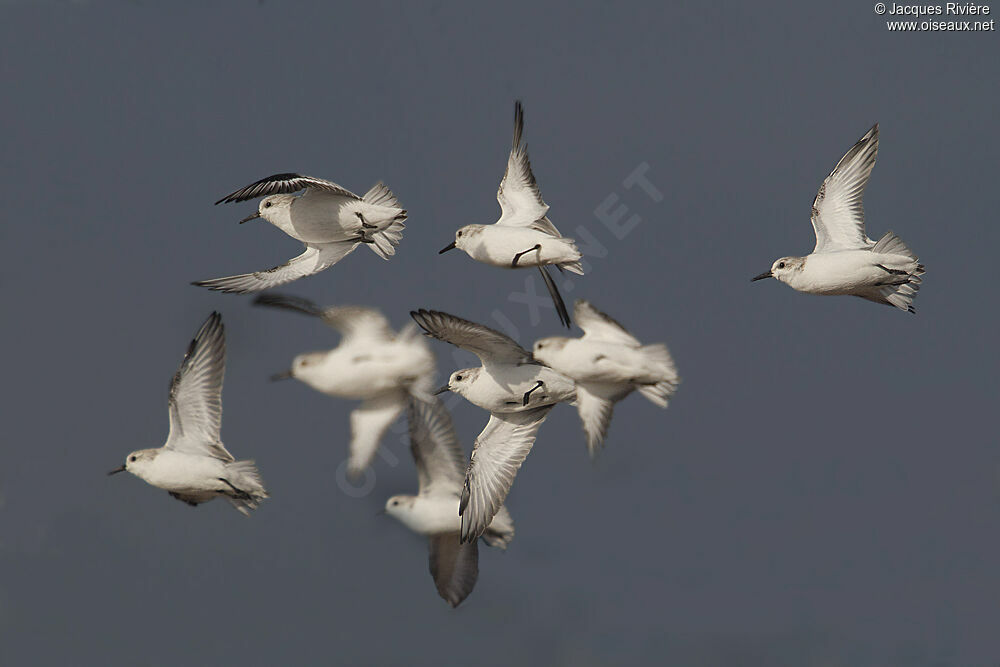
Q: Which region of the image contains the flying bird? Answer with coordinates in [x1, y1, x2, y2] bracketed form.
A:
[108, 312, 268, 515]
[256, 293, 435, 479]
[194, 174, 406, 294]
[752, 124, 924, 312]
[438, 102, 583, 328]
[410, 309, 574, 543]
[532, 300, 680, 456]
[385, 396, 514, 608]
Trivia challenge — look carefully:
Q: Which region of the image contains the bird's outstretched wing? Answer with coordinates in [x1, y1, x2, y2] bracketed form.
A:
[410, 309, 531, 368]
[810, 124, 879, 253]
[254, 293, 395, 344]
[165, 312, 234, 462]
[428, 534, 479, 608]
[347, 391, 407, 479]
[192, 241, 359, 294]
[574, 382, 633, 458]
[495, 101, 553, 230]
[408, 396, 468, 496]
[574, 300, 641, 346]
[215, 173, 360, 204]
[459, 406, 553, 543]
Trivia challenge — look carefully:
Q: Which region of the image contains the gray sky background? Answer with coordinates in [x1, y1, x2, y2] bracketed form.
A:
[2, 2, 998, 665]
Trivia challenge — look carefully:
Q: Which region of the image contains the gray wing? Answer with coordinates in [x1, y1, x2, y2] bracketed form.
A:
[810, 124, 879, 253]
[411, 309, 531, 368]
[215, 173, 361, 204]
[574, 300, 641, 346]
[164, 312, 234, 461]
[408, 396, 467, 496]
[253, 293, 396, 344]
[495, 101, 553, 230]
[459, 406, 553, 543]
[192, 241, 360, 294]
[428, 534, 479, 608]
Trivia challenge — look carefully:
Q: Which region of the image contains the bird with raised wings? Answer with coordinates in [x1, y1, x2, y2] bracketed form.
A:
[108, 312, 268, 515]
[752, 124, 924, 312]
[385, 396, 514, 608]
[438, 102, 583, 328]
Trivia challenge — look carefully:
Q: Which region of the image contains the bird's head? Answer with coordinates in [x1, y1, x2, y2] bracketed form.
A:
[384, 495, 416, 522]
[532, 337, 569, 366]
[434, 368, 480, 398]
[439, 225, 482, 254]
[241, 194, 295, 224]
[108, 449, 158, 478]
[753, 256, 805, 285]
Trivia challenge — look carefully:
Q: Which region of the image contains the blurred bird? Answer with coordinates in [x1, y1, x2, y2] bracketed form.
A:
[533, 300, 680, 456]
[108, 312, 268, 515]
[752, 124, 924, 312]
[256, 293, 435, 478]
[194, 174, 406, 293]
[438, 101, 583, 328]
[385, 396, 514, 608]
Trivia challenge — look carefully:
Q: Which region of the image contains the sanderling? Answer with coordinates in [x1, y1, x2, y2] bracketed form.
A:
[385, 396, 514, 607]
[752, 124, 924, 312]
[410, 309, 576, 413]
[437, 102, 583, 328]
[194, 174, 406, 294]
[532, 300, 680, 456]
[108, 312, 268, 515]
[255, 294, 434, 478]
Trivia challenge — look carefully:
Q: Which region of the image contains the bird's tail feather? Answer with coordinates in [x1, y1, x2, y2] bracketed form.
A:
[224, 459, 269, 516]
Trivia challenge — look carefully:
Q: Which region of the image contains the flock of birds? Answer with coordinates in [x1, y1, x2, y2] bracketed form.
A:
[109, 102, 925, 607]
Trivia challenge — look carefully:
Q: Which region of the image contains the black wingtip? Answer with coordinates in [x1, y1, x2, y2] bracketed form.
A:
[537, 266, 571, 328]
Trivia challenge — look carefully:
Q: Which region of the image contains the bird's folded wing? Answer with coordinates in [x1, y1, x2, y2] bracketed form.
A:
[347, 392, 407, 478]
[428, 533, 479, 608]
[408, 396, 468, 496]
[810, 124, 879, 253]
[165, 312, 234, 461]
[410, 309, 531, 368]
[193, 241, 360, 294]
[575, 382, 631, 458]
[574, 300, 641, 346]
[495, 101, 551, 228]
[215, 173, 360, 204]
[459, 406, 553, 543]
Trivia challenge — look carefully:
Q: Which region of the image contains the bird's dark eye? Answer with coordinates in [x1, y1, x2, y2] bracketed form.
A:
[455, 375, 463, 381]
[129, 455, 137, 462]
[457, 231, 463, 237]
[264, 201, 272, 208]
[778, 262, 786, 269]
[392, 500, 399, 506]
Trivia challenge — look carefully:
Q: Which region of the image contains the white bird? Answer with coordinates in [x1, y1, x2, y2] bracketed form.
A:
[255, 294, 435, 478]
[532, 300, 680, 456]
[194, 173, 406, 294]
[385, 396, 514, 608]
[108, 312, 268, 515]
[438, 101, 583, 328]
[752, 124, 924, 312]
[410, 309, 576, 413]
[408, 309, 570, 543]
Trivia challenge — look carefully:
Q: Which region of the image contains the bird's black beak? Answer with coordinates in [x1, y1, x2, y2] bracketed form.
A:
[751, 271, 773, 282]
[438, 242, 456, 254]
[270, 370, 293, 382]
[107, 465, 126, 476]
[239, 211, 261, 224]
[433, 384, 450, 395]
